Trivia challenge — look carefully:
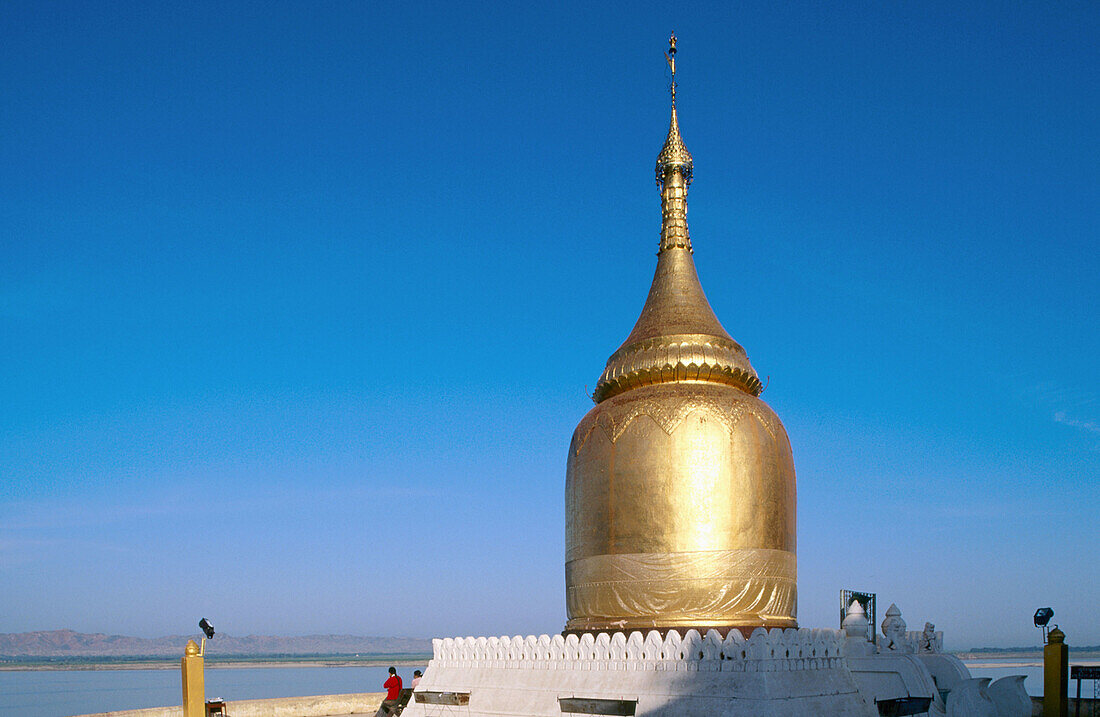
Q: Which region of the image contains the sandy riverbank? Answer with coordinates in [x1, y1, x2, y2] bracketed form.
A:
[963, 658, 1100, 669]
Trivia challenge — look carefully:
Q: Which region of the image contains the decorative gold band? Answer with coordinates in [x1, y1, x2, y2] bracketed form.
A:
[594, 333, 762, 402]
[566, 549, 796, 628]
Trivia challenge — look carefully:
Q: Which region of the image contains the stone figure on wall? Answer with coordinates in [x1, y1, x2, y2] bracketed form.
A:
[918, 622, 940, 653]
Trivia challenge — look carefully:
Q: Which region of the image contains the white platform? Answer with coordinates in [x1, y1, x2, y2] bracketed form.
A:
[402, 628, 875, 717]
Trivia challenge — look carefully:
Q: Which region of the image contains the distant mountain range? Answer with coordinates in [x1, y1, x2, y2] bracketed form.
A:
[0, 629, 432, 657]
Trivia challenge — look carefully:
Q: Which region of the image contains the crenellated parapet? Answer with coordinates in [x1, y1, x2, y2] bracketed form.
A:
[430, 627, 846, 673]
[409, 625, 874, 716]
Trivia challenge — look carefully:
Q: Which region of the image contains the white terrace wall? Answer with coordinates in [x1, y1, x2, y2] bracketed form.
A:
[404, 628, 876, 717]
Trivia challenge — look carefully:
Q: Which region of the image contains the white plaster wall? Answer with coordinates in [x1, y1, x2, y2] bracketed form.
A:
[404, 629, 875, 717]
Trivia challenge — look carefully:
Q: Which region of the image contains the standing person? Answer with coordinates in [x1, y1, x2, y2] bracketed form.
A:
[411, 670, 422, 689]
[375, 666, 402, 717]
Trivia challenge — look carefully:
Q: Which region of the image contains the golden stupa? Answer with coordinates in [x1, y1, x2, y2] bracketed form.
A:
[565, 34, 797, 635]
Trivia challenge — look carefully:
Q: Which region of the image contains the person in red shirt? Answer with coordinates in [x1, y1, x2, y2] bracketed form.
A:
[375, 666, 403, 716]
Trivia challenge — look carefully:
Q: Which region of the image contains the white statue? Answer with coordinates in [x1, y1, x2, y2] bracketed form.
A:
[880, 603, 911, 652]
[918, 621, 940, 653]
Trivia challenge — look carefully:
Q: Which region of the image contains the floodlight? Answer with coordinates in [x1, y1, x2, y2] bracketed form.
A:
[1034, 607, 1058, 645]
[199, 618, 215, 640]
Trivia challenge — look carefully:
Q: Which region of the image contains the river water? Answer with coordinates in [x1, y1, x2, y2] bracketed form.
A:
[0, 664, 423, 717]
[0, 659, 1063, 717]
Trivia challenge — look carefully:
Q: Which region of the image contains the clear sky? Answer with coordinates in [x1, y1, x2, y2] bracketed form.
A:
[1, 1, 1097, 650]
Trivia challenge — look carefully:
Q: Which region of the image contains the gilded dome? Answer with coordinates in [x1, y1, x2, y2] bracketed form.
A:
[566, 382, 796, 633]
[565, 36, 797, 634]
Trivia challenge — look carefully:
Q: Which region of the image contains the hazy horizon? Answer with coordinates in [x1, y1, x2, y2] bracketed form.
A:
[2, 1, 1096, 651]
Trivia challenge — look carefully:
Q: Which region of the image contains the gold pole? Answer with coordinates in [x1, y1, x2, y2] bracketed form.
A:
[1044, 627, 1068, 717]
[181, 639, 206, 717]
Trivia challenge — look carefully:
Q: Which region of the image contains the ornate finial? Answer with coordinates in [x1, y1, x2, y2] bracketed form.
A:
[842, 600, 869, 639]
[656, 33, 692, 187]
[654, 33, 694, 254]
[666, 32, 678, 106]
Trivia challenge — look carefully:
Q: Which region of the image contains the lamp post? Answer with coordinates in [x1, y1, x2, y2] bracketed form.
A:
[1035, 607, 1055, 645]
[1036, 608, 1068, 717]
[1044, 627, 1068, 717]
[181, 639, 205, 717]
[182, 619, 215, 717]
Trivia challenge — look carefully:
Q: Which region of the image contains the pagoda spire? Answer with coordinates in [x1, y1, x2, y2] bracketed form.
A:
[590, 34, 762, 403]
[656, 31, 694, 253]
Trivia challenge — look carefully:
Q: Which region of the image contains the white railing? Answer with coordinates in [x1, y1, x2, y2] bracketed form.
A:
[431, 627, 846, 673]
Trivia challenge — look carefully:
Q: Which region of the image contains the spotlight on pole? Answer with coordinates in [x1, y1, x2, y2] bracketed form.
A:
[198, 618, 215, 655]
[1033, 607, 1055, 644]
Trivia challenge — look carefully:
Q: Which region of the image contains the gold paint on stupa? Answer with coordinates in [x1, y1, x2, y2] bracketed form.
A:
[565, 34, 797, 634]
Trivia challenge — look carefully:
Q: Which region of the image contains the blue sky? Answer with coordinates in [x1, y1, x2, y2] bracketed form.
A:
[1, 1, 1096, 650]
